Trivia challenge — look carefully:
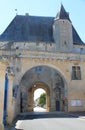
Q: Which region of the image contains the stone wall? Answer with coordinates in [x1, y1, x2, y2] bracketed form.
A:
[0, 61, 8, 130]
[10, 52, 85, 115]
[0, 49, 85, 124]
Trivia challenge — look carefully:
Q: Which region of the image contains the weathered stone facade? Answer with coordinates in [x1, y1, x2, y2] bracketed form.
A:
[0, 4, 85, 128]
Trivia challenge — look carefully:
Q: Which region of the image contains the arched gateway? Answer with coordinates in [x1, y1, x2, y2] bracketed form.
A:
[15, 65, 68, 115]
[1, 4, 85, 129]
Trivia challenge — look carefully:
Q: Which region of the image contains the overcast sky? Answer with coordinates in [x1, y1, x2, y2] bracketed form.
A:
[0, 0, 85, 42]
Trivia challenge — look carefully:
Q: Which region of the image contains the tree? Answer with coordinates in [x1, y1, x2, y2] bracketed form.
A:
[38, 93, 46, 107]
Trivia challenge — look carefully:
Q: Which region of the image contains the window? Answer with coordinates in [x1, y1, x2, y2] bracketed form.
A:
[72, 66, 81, 80]
[64, 41, 67, 45]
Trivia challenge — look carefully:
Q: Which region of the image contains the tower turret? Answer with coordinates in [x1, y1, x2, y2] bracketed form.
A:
[53, 4, 73, 52]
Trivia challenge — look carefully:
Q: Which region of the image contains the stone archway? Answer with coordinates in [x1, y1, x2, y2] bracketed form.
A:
[28, 82, 50, 112]
[16, 65, 68, 114]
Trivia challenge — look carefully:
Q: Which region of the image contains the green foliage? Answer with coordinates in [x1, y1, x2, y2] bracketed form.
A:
[38, 93, 46, 107]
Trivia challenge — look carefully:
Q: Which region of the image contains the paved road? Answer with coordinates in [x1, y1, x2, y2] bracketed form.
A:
[8, 111, 84, 130]
[5, 110, 85, 130]
[15, 116, 85, 130]
[34, 106, 46, 112]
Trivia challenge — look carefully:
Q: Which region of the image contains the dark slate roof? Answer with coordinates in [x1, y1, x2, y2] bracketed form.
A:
[0, 15, 54, 42]
[72, 26, 84, 44]
[0, 4, 84, 45]
[56, 4, 71, 22]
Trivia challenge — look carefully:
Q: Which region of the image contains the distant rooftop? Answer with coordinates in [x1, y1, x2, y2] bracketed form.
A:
[0, 4, 84, 45]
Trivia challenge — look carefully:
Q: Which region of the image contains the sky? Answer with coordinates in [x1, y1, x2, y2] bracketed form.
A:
[34, 88, 45, 100]
[0, 0, 85, 42]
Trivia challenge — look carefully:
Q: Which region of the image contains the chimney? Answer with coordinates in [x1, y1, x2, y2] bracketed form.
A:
[25, 13, 29, 16]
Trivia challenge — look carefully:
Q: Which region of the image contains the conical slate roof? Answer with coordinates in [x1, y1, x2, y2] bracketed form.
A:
[55, 4, 84, 44]
[56, 4, 71, 21]
[0, 4, 84, 44]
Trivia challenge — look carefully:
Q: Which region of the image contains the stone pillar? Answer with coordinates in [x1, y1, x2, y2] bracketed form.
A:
[7, 74, 14, 124]
[0, 61, 8, 130]
[28, 92, 34, 111]
[50, 90, 56, 111]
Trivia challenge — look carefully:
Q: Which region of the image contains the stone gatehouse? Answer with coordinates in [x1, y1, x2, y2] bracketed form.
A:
[0, 4, 85, 128]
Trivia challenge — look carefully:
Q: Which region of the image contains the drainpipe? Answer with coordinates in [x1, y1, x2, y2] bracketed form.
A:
[3, 73, 8, 125]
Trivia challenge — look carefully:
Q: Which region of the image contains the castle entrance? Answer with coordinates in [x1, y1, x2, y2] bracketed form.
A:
[28, 82, 50, 112]
[17, 65, 67, 114]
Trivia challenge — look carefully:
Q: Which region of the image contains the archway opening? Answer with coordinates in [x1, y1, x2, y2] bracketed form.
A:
[28, 82, 50, 112]
[17, 65, 68, 115]
[34, 88, 46, 112]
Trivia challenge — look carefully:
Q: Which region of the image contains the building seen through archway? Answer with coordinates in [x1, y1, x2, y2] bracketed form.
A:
[33, 88, 46, 111]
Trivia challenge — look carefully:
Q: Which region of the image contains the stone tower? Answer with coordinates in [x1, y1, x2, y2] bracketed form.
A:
[53, 4, 73, 52]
